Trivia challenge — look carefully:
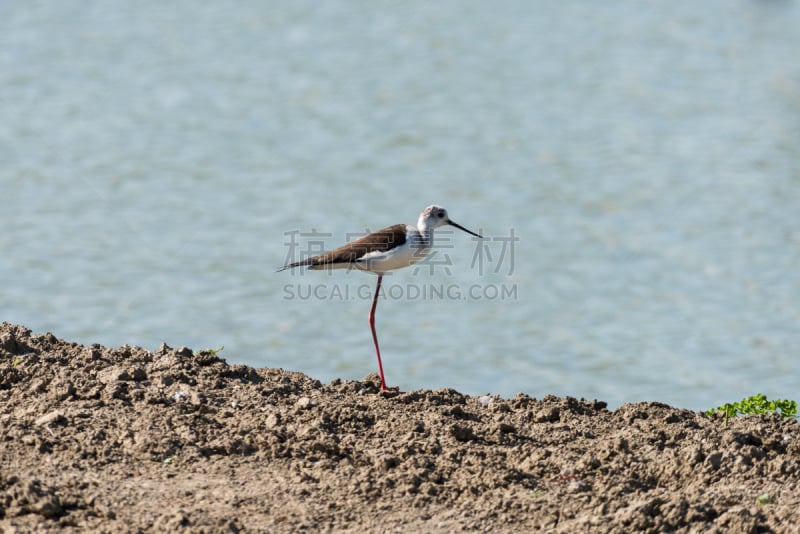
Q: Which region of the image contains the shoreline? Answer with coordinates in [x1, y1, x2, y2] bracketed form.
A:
[1, 322, 798, 532]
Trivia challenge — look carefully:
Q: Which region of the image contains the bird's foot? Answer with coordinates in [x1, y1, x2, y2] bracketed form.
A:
[379, 385, 402, 396]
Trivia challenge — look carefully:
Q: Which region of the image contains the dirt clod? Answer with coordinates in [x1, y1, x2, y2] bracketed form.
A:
[0, 322, 798, 532]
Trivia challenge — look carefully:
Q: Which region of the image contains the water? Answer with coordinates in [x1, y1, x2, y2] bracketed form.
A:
[2, 1, 799, 410]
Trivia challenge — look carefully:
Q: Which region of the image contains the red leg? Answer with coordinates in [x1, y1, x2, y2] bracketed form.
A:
[369, 274, 390, 391]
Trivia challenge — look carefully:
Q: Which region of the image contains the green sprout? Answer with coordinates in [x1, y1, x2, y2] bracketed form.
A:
[204, 346, 224, 357]
[194, 345, 225, 365]
[756, 493, 775, 505]
[707, 394, 798, 427]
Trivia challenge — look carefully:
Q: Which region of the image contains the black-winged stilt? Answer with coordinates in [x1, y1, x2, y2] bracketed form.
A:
[279, 205, 482, 391]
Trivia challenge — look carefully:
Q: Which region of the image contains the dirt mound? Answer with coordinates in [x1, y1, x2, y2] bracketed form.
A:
[1, 322, 798, 532]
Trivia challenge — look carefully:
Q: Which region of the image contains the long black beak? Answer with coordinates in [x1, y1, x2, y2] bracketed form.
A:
[448, 220, 483, 238]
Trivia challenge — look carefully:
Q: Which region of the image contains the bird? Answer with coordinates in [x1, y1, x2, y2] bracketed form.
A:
[278, 205, 483, 391]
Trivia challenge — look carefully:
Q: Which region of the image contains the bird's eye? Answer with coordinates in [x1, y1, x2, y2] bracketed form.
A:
[437, 211, 445, 218]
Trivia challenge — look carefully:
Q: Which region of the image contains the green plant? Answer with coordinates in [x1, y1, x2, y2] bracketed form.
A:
[194, 345, 225, 366]
[194, 346, 225, 359]
[756, 493, 775, 505]
[202, 346, 224, 357]
[707, 394, 798, 427]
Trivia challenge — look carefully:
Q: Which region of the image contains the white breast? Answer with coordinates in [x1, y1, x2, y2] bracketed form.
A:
[356, 226, 430, 273]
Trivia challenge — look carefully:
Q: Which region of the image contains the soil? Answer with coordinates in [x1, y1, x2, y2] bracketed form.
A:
[0, 322, 798, 533]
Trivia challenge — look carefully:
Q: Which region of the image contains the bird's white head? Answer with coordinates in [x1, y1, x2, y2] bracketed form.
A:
[418, 205, 483, 238]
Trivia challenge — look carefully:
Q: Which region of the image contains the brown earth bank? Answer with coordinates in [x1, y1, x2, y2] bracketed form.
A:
[0, 323, 798, 533]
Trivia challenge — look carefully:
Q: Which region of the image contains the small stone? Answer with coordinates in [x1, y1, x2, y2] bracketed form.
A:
[381, 455, 401, 470]
[265, 413, 281, 428]
[54, 380, 76, 401]
[35, 410, 66, 427]
[568, 478, 591, 492]
[129, 367, 147, 381]
[663, 413, 681, 424]
[189, 391, 206, 406]
[195, 350, 221, 366]
[535, 406, 560, 423]
[498, 422, 517, 434]
[448, 405, 466, 418]
[295, 396, 312, 410]
[706, 452, 724, 470]
[105, 382, 129, 400]
[97, 367, 131, 384]
[491, 402, 512, 413]
[33, 496, 62, 518]
[0, 333, 19, 354]
[450, 424, 477, 442]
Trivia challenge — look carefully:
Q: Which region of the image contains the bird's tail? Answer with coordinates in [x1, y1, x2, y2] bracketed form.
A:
[276, 258, 315, 273]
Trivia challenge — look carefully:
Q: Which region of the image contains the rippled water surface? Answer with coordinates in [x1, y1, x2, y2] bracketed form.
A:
[2, 1, 799, 409]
